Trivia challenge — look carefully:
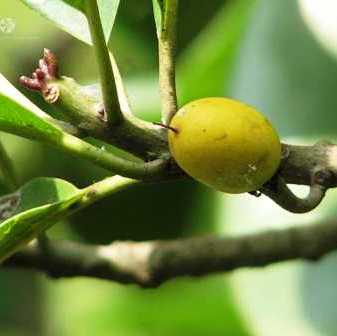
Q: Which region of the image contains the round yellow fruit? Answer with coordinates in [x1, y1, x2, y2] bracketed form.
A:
[168, 97, 281, 194]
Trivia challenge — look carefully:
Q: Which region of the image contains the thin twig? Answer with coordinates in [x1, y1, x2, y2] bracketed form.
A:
[261, 177, 326, 213]
[158, 0, 179, 125]
[85, 0, 123, 125]
[57, 133, 169, 179]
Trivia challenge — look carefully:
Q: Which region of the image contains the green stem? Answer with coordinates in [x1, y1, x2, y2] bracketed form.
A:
[0, 139, 18, 191]
[85, 0, 122, 125]
[56, 132, 168, 180]
[80, 175, 138, 206]
[158, 0, 178, 125]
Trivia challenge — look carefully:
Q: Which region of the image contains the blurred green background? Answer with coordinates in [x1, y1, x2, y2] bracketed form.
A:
[0, 0, 337, 335]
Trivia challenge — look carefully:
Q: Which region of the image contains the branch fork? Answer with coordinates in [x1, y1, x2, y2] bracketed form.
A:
[17, 52, 337, 213]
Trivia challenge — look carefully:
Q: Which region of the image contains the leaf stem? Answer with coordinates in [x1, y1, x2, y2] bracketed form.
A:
[85, 0, 123, 125]
[81, 175, 138, 206]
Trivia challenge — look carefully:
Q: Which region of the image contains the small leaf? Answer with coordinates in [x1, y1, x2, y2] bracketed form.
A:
[17, 177, 79, 214]
[0, 177, 81, 262]
[19, 0, 120, 43]
[0, 74, 64, 143]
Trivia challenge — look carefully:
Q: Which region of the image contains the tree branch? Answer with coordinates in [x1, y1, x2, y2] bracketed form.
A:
[157, 0, 179, 125]
[279, 141, 337, 187]
[4, 219, 337, 287]
[16, 50, 337, 211]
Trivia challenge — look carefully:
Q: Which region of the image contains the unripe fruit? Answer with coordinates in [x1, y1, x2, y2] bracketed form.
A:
[168, 97, 281, 194]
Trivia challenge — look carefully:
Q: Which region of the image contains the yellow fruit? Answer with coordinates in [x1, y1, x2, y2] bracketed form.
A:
[168, 97, 281, 193]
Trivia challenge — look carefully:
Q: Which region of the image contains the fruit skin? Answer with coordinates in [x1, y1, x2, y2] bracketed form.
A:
[168, 97, 281, 194]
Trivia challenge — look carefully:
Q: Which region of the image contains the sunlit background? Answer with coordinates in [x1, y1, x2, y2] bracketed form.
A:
[0, 0, 337, 335]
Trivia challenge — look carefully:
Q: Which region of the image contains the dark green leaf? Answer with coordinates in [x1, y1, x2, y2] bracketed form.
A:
[19, 0, 120, 43]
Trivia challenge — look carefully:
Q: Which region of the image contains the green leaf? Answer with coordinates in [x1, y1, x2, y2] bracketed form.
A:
[178, 0, 257, 104]
[0, 175, 136, 263]
[19, 0, 120, 43]
[0, 177, 81, 262]
[0, 74, 64, 143]
[17, 177, 79, 213]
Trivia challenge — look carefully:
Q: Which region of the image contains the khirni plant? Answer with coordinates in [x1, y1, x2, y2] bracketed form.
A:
[0, 0, 336, 287]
